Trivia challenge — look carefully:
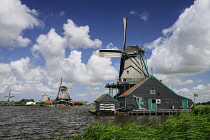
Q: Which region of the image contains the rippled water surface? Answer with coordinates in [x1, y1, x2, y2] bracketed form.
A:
[0, 106, 168, 139]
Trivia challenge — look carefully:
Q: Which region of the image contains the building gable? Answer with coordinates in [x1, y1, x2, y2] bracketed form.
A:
[118, 77, 149, 97]
[118, 75, 192, 101]
[95, 94, 118, 102]
[116, 75, 193, 110]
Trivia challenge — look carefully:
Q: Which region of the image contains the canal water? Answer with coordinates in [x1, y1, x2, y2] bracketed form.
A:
[0, 106, 168, 139]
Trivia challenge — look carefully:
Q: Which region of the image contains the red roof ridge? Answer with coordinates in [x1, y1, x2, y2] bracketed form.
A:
[44, 100, 55, 104]
[72, 101, 84, 103]
[118, 77, 149, 97]
[95, 94, 106, 102]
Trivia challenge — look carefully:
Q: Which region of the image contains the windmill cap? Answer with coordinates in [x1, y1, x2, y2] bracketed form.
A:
[60, 86, 67, 89]
[124, 46, 144, 54]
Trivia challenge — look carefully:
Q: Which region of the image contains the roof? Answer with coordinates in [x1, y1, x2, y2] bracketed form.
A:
[95, 94, 118, 102]
[72, 101, 84, 104]
[124, 46, 144, 54]
[117, 75, 192, 101]
[60, 86, 67, 89]
[44, 100, 54, 104]
[118, 76, 149, 97]
[95, 94, 106, 102]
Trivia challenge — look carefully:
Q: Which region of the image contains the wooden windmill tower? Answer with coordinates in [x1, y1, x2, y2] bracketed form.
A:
[4, 91, 14, 102]
[99, 17, 149, 96]
[54, 77, 72, 105]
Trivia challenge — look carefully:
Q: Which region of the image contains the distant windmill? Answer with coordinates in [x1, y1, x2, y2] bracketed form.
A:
[99, 17, 149, 83]
[4, 91, 14, 102]
[54, 77, 72, 104]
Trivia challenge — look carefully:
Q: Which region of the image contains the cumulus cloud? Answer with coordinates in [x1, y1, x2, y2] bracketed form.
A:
[32, 28, 67, 68]
[105, 43, 119, 50]
[146, 0, 210, 85]
[32, 22, 118, 86]
[63, 19, 102, 49]
[0, 57, 53, 95]
[175, 83, 210, 103]
[0, 0, 40, 47]
[87, 51, 118, 83]
[71, 85, 107, 102]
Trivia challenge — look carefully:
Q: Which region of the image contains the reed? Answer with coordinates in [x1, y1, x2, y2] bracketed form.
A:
[192, 105, 210, 115]
[72, 106, 210, 140]
[51, 105, 210, 139]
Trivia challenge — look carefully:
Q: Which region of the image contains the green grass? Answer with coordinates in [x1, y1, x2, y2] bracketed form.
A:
[192, 105, 210, 115]
[54, 105, 210, 140]
[73, 112, 210, 140]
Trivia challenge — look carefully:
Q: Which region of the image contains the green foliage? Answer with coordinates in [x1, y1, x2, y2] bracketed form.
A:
[72, 107, 210, 140]
[192, 105, 210, 115]
[50, 106, 210, 139]
[17, 99, 34, 105]
[158, 113, 210, 140]
[74, 121, 157, 140]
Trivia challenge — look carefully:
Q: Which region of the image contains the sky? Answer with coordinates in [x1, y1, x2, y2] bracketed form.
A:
[0, 0, 210, 103]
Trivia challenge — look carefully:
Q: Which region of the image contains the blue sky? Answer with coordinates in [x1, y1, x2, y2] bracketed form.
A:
[0, 0, 210, 103]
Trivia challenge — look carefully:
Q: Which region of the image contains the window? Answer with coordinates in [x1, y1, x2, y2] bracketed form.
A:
[150, 88, 156, 94]
[127, 71, 129, 74]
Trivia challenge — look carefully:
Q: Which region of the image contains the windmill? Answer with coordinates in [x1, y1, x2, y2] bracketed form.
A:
[99, 17, 149, 83]
[4, 91, 14, 102]
[41, 94, 49, 102]
[54, 77, 72, 105]
[99, 17, 150, 96]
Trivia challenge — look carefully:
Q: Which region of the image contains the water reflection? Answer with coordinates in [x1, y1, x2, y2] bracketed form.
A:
[0, 106, 168, 139]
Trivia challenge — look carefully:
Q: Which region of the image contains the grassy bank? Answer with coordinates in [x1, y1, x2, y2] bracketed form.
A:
[52, 105, 210, 140]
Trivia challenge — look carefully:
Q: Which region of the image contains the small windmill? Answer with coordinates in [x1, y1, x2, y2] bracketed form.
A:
[4, 91, 14, 102]
[54, 77, 71, 104]
[99, 17, 149, 83]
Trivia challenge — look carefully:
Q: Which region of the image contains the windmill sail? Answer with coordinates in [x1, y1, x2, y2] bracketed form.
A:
[99, 49, 122, 57]
[119, 17, 128, 78]
[55, 77, 62, 101]
[123, 17, 128, 50]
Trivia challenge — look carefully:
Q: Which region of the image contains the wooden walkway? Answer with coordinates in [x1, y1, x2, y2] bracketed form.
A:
[115, 109, 192, 116]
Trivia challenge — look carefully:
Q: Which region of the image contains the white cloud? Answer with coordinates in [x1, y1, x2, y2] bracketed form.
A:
[32, 23, 118, 86]
[71, 85, 107, 102]
[32, 28, 67, 68]
[105, 43, 119, 50]
[86, 86, 100, 91]
[0, 0, 40, 47]
[0, 63, 11, 75]
[140, 12, 149, 22]
[129, 10, 149, 22]
[175, 83, 210, 103]
[0, 57, 53, 95]
[63, 19, 102, 49]
[87, 50, 118, 83]
[59, 11, 65, 16]
[146, 0, 210, 85]
[129, 11, 136, 15]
